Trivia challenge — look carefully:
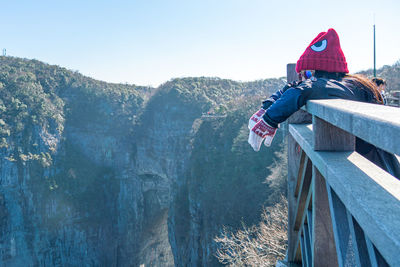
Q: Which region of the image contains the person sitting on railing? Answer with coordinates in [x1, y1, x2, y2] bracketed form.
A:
[248, 28, 400, 179]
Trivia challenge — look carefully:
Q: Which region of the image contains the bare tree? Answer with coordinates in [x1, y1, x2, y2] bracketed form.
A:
[214, 197, 288, 267]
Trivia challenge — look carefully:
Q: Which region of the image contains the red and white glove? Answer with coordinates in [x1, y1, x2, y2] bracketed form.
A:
[248, 118, 277, 151]
[248, 108, 266, 130]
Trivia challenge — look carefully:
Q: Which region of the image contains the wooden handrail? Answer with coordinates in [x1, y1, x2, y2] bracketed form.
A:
[285, 64, 400, 267]
[306, 99, 400, 155]
[289, 123, 400, 266]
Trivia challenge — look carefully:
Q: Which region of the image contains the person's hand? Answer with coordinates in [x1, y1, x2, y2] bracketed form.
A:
[248, 118, 277, 151]
[248, 108, 265, 130]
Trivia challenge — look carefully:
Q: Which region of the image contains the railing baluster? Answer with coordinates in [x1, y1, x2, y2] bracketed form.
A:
[288, 135, 303, 262]
[365, 236, 379, 267]
[326, 184, 357, 266]
[293, 156, 312, 231]
[295, 151, 307, 197]
[312, 167, 338, 266]
[365, 236, 390, 267]
[292, 180, 313, 263]
[303, 224, 312, 266]
[347, 210, 371, 267]
[306, 210, 312, 246]
[300, 235, 307, 267]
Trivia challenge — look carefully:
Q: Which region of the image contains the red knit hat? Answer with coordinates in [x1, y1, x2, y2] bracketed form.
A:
[296, 28, 349, 73]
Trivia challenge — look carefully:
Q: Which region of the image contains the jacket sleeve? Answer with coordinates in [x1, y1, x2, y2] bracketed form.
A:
[262, 88, 303, 127]
[262, 88, 287, 109]
[262, 81, 301, 109]
[262, 80, 321, 127]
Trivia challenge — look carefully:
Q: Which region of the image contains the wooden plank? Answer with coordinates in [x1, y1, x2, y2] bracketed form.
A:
[303, 224, 312, 267]
[292, 183, 313, 262]
[347, 210, 371, 267]
[289, 123, 400, 266]
[312, 167, 338, 267]
[306, 99, 400, 155]
[287, 63, 297, 83]
[294, 150, 306, 197]
[288, 109, 312, 125]
[293, 156, 312, 230]
[312, 108, 353, 266]
[288, 134, 304, 190]
[287, 63, 310, 264]
[365, 236, 390, 267]
[365, 236, 379, 267]
[372, 245, 390, 267]
[307, 209, 312, 242]
[300, 235, 307, 267]
[288, 134, 301, 262]
[294, 241, 302, 263]
[313, 116, 355, 151]
[326, 184, 357, 266]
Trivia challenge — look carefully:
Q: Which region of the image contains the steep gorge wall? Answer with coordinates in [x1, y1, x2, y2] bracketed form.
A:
[0, 88, 144, 266]
[134, 88, 206, 266]
[0, 58, 287, 266]
[0, 78, 208, 266]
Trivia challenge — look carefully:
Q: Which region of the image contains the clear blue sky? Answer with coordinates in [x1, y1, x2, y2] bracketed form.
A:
[2, 0, 400, 86]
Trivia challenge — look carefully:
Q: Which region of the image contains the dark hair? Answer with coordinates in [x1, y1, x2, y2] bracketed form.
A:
[314, 70, 346, 79]
[314, 71, 384, 104]
[371, 77, 386, 87]
[345, 74, 384, 104]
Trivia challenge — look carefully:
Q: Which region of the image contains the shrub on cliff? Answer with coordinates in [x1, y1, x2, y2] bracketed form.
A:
[214, 196, 288, 267]
[0, 56, 149, 161]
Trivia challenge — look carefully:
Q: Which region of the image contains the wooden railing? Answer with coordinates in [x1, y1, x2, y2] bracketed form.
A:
[386, 91, 400, 107]
[285, 65, 400, 267]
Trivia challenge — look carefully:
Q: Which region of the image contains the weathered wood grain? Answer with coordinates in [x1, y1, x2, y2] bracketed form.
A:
[313, 116, 355, 151]
[306, 99, 400, 155]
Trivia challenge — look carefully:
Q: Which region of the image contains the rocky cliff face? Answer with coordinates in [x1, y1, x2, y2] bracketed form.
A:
[0, 57, 286, 266]
[0, 85, 144, 265]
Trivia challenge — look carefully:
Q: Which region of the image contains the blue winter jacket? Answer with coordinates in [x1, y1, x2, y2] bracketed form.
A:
[262, 77, 376, 127]
[262, 77, 400, 179]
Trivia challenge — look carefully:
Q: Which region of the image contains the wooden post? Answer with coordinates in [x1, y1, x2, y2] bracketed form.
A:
[287, 63, 298, 83]
[286, 64, 312, 125]
[313, 117, 355, 151]
[287, 134, 301, 262]
[287, 63, 311, 262]
[311, 114, 355, 266]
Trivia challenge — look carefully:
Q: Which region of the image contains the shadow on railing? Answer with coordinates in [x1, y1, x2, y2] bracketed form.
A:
[284, 64, 400, 267]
